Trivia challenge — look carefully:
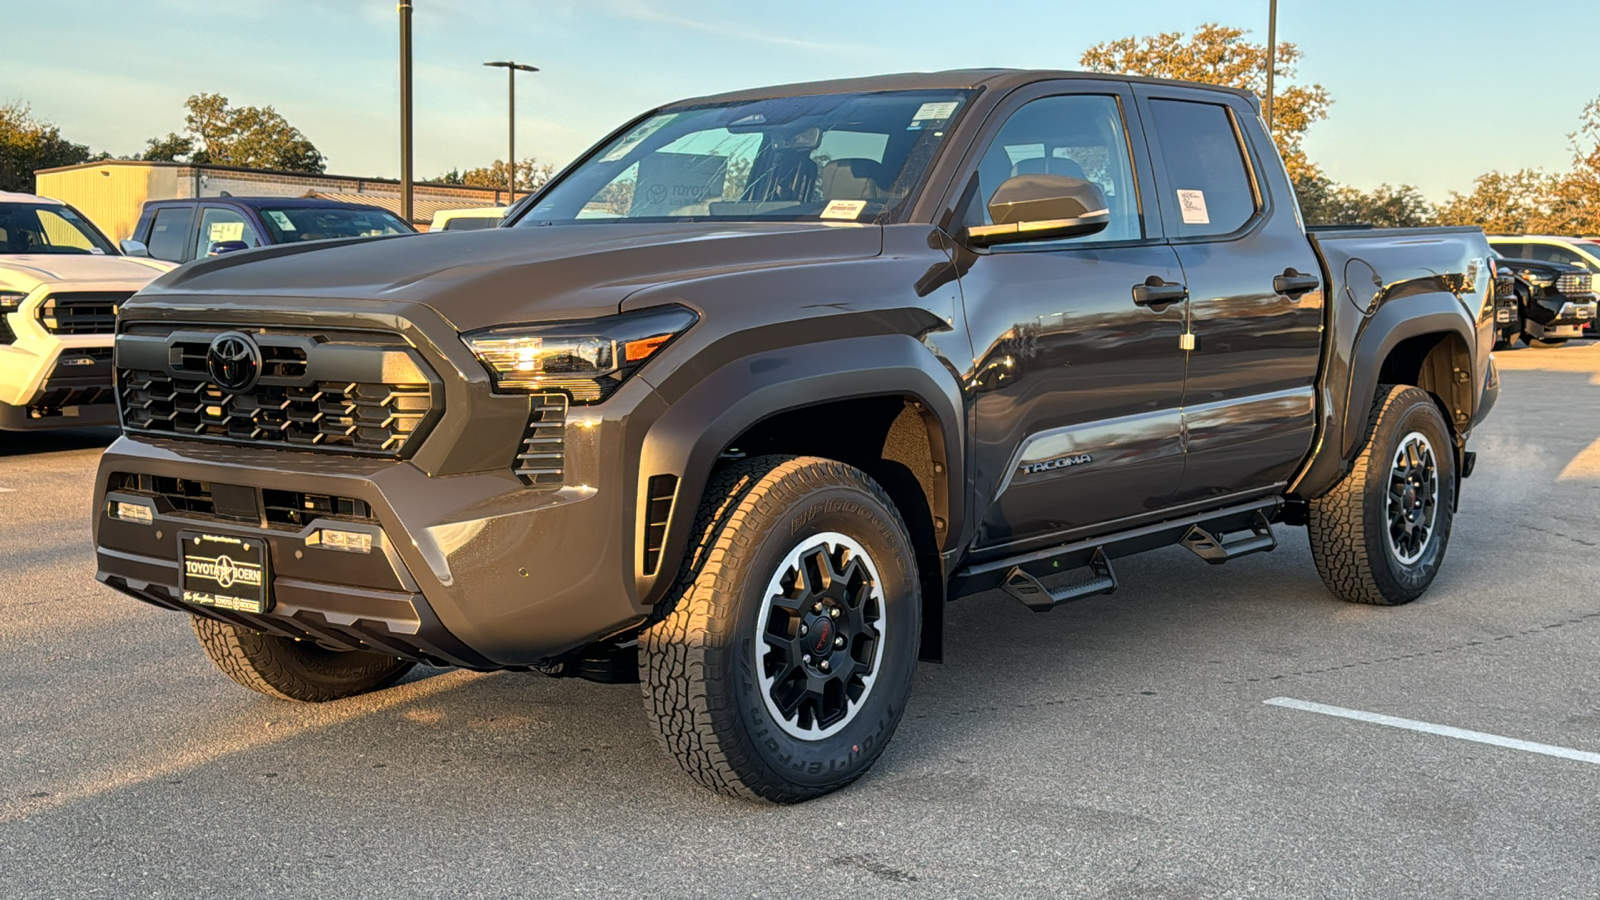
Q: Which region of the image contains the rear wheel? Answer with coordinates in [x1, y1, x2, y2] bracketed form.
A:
[1308, 385, 1456, 605]
[640, 455, 921, 802]
[191, 616, 415, 702]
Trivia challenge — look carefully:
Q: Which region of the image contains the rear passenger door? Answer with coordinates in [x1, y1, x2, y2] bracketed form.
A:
[1133, 85, 1325, 505]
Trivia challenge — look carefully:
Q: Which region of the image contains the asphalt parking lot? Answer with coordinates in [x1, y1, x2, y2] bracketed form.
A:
[3, 344, 1599, 899]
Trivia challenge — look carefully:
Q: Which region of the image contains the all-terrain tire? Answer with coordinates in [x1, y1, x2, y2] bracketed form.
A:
[639, 455, 921, 803]
[1307, 385, 1456, 605]
[191, 616, 415, 702]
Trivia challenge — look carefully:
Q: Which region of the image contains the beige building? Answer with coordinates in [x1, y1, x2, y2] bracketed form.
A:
[33, 160, 519, 240]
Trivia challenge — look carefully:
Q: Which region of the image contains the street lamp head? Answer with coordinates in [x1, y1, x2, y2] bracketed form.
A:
[484, 61, 540, 73]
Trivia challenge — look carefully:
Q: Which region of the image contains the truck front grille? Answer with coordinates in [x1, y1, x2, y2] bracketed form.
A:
[120, 372, 430, 454]
[38, 291, 128, 334]
[115, 326, 440, 457]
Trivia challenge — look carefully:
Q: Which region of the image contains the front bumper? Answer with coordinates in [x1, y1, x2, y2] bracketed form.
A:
[94, 371, 672, 669]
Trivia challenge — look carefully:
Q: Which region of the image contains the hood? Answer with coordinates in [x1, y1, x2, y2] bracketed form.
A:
[141, 223, 883, 330]
[0, 254, 177, 293]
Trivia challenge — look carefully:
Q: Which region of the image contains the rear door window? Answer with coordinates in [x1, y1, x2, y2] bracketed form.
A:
[1145, 99, 1258, 238]
[146, 207, 194, 262]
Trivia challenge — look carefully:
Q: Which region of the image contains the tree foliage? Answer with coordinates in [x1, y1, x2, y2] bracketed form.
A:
[172, 93, 325, 172]
[0, 102, 92, 192]
[430, 158, 553, 193]
[1080, 23, 1331, 182]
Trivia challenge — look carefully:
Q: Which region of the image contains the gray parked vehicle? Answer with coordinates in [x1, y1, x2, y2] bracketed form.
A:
[93, 69, 1499, 801]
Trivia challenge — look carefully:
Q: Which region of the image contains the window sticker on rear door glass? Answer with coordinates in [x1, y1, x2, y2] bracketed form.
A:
[1177, 189, 1210, 225]
[208, 221, 245, 242]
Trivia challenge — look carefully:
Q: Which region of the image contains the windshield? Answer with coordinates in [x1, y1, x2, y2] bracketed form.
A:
[255, 206, 413, 243]
[0, 203, 117, 255]
[518, 90, 973, 226]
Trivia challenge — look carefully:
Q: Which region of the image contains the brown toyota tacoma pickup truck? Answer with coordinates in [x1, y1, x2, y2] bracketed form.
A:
[93, 70, 1500, 802]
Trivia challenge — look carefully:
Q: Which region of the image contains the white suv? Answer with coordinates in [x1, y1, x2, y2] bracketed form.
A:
[0, 192, 175, 431]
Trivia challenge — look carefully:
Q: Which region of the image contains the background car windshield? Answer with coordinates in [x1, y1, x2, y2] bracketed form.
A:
[0, 203, 116, 255]
[255, 206, 412, 243]
[519, 90, 972, 225]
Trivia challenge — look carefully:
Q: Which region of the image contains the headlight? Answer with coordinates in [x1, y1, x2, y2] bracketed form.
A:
[463, 305, 698, 403]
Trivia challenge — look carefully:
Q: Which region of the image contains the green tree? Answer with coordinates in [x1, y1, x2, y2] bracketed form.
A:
[178, 93, 325, 172]
[0, 102, 92, 192]
[435, 157, 553, 193]
[1080, 22, 1331, 183]
[140, 131, 195, 162]
[1435, 169, 1554, 233]
[1539, 96, 1600, 234]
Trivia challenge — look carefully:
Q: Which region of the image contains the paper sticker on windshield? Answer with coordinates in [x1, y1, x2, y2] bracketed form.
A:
[821, 200, 868, 220]
[266, 210, 296, 231]
[1177, 189, 1210, 225]
[208, 221, 245, 242]
[601, 114, 678, 163]
[912, 101, 960, 122]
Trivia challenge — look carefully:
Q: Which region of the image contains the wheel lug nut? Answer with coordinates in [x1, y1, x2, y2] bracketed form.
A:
[828, 607, 840, 619]
[834, 636, 845, 648]
[802, 653, 812, 664]
[798, 624, 808, 637]
[812, 603, 823, 613]
[819, 660, 830, 671]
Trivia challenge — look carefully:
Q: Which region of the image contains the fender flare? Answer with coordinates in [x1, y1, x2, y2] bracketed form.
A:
[1294, 291, 1476, 499]
[632, 332, 966, 609]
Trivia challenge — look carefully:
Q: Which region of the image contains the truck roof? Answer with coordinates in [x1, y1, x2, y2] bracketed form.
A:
[673, 68, 1260, 108]
[0, 191, 64, 205]
[145, 196, 393, 211]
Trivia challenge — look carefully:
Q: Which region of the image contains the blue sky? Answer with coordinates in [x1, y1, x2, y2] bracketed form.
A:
[6, 0, 1597, 199]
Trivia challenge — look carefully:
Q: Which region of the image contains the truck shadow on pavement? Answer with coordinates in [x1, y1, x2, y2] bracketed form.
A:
[0, 426, 118, 458]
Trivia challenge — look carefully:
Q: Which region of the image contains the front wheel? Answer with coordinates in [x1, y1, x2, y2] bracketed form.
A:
[640, 456, 921, 802]
[1307, 385, 1455, 605]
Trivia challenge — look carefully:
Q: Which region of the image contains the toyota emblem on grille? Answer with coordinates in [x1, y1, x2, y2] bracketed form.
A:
[206, 332, 262, 392]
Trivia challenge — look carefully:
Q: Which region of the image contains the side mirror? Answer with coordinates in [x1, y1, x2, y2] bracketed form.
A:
[119, 239, 149, 257]
[206, 240, 251, 257]
[965, 174, 1111, 247]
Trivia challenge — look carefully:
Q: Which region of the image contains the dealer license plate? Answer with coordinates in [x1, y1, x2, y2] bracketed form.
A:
[180, 531, 271, 614]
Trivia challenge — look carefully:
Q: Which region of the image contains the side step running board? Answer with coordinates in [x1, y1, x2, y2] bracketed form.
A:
[1002, 549, 1117, 612]
[1179, 511, 1276, 565]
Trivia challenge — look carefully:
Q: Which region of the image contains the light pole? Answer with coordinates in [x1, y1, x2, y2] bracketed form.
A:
[1265, 0, 1277, 133]
[484, 60, 539, 203]
[400, 0, 414, 223]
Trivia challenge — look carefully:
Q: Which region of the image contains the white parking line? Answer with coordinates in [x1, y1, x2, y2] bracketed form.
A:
[0, 487, 12, 493]
[1265, 697, 1600, 766]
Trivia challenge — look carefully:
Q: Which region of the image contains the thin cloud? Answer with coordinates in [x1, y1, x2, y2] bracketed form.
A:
[602, 0, 881, 56]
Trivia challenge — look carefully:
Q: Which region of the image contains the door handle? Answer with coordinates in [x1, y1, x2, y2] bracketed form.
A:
[1132, 276, 1188, 309]
[1274, 268, 1321, 297]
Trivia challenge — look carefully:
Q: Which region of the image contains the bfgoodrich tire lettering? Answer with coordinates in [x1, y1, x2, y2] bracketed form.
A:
[191, 616, 415, 702]
[1307, 385, 1456, 605]
[640, 455, 921, 803]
